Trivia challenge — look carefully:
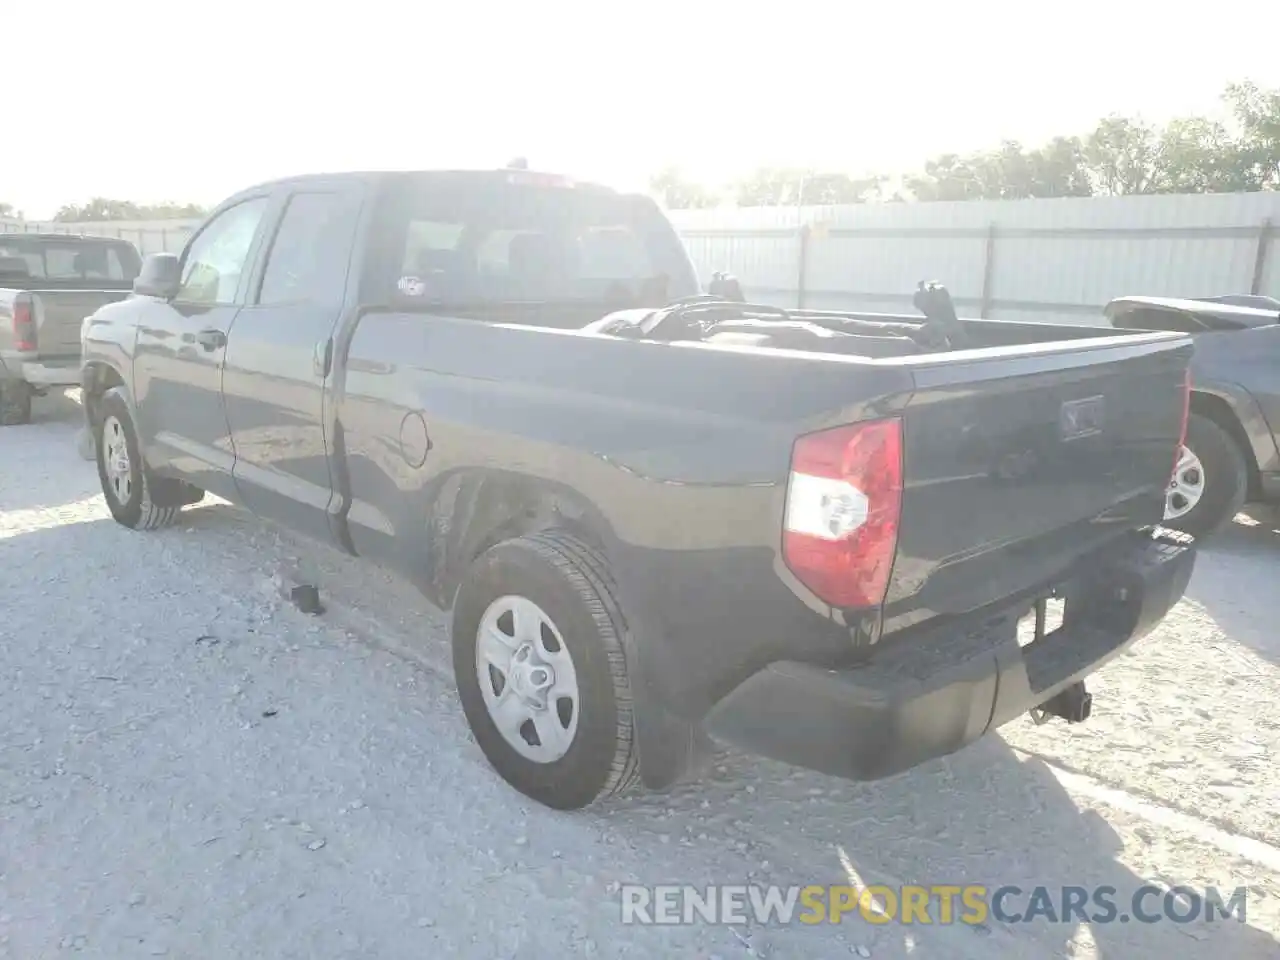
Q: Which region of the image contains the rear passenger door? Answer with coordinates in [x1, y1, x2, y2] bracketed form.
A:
[221, 183, 364, 544]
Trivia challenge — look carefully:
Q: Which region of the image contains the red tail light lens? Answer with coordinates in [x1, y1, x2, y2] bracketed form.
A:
[12, 294, 36, 351]
[782, 418, 904, 608]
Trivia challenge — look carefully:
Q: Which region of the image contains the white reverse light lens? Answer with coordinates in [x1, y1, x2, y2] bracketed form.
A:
[785, 473, 869, 540]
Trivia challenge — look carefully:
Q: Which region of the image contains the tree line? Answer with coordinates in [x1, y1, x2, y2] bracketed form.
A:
[6, 81, 1279, 217]
[650, 81, 1280, 208]
[0, 199, 209, 222]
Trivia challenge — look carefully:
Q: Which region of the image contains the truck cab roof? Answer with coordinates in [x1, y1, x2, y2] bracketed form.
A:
[1, 232, 134, 243]
[234, 168, 621, 201]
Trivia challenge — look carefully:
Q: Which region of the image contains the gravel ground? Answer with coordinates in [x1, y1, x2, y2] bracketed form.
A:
[2, 393, 1278, 960]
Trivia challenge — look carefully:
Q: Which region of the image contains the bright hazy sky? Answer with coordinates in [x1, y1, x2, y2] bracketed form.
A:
[7, 0, 1280, 218]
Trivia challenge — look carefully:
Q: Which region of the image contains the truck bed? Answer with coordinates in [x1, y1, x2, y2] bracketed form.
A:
[341, 302, 1190, 658]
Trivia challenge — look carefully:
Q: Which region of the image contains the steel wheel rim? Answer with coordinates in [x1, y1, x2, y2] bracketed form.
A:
[476, 595, 580, 764]
[102, 415, 133, 505]
[1165, 445, 1204, 520]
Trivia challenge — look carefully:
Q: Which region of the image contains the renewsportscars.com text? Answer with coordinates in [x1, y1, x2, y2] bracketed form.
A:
[619, 884, 1248, 927]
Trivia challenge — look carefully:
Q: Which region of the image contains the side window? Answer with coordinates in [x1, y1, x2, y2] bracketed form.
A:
[177, 198, 269, 305]
[258, 192, 361, 308]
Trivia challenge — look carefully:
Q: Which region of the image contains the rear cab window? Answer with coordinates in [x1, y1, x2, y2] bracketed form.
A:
[366, 172, 698, 309]
[0, 237, 141, 285]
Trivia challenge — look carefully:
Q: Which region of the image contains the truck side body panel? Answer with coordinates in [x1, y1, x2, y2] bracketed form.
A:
[337, 311, 914, 707]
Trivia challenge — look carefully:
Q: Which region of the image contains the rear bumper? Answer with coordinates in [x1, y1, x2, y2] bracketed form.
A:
[17, 359, 81, 387]
[702, 528, 1196, 781]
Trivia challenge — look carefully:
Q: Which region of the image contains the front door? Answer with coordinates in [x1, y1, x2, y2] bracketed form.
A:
[132, 196, 270, 498]
[221, 185, 364, 544]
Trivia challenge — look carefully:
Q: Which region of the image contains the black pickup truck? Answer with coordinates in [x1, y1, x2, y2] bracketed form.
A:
[80, 170, 1196, 810]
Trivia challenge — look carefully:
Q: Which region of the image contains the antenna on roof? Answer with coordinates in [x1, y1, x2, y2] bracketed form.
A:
[506, 157, 529, 170]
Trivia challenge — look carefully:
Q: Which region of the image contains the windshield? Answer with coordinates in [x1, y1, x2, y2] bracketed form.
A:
[375, 174, 698, 307]
[0, 237, 141, 283]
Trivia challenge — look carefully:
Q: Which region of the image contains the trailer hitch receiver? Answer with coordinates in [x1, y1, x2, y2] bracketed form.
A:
[1030, 681, 1093, 725]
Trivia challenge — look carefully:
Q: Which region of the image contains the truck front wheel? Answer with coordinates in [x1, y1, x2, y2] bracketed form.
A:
[451, 531, 640, 810]
[95, 389, 191, 531]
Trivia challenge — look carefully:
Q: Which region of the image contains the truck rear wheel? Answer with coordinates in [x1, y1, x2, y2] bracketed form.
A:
[95, 389, 190, 531]
[451, 531, 640, 810]
[0, 379, 32, 426]
[1164, 413, 1247, 538]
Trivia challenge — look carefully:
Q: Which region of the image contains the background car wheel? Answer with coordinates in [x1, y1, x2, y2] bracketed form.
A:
[451, 531, 640, 810]
[0, 379, 33, 426]
[1163, 413, 1247, 538]
[95, 389, 187, 531]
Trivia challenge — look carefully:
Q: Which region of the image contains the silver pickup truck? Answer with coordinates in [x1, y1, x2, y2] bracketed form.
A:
[0, 233, 141, 424]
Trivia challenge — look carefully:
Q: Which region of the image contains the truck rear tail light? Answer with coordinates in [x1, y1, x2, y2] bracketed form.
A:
[783, 418, 903, 608]
[12, 294, 36, 351]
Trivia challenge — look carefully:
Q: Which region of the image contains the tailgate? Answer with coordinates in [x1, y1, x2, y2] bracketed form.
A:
[32, 290, 131, 359]
[883, 333, 1191, 631]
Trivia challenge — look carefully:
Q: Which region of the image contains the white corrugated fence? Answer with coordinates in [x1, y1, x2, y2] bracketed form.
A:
[5, 191, 1279, 324]
[0, 217, 197, 257]
[668, 192, 1280, 324]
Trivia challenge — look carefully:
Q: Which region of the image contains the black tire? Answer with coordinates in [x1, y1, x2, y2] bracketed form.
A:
[451, 531, 640, 810]
[1164, 413, 1247, 538]
[95, 388, 189, 530]
[0, 379, 32, 426]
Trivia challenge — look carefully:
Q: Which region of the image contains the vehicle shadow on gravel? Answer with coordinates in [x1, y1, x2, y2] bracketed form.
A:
[126, 502, 1280, 957]
[1186, 509, 1280, 667]
[2, 513, 1276, 959]
[600, 740, 1278, 958]
[29, 388, 84, 424]
[601, 747, 1280, 957]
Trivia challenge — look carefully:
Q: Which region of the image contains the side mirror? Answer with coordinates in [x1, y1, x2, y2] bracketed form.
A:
[133, 253, 181, 299]
[708, 270, 745, 302]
